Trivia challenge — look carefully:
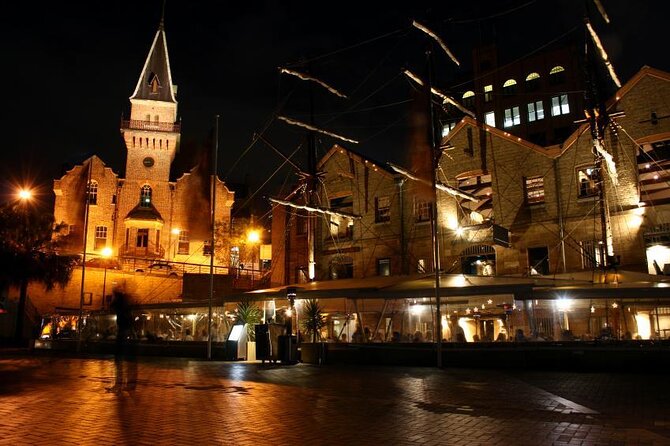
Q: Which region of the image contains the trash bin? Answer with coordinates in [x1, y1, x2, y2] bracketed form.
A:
[278, 334, 298, 364]
[255, 324, 271, 362]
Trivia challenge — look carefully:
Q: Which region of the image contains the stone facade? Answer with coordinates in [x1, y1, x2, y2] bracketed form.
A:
[271, 67, 670, 285]
[53, 24, 235, 271]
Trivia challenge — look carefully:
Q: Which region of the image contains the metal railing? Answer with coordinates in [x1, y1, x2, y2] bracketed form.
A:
[121, 119, 180, 133]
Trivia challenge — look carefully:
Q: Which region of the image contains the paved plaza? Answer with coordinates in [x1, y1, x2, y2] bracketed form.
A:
[1, 352, 669, 446]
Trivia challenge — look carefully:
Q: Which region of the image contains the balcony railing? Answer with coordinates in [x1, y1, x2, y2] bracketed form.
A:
[121, 119, 181, 133]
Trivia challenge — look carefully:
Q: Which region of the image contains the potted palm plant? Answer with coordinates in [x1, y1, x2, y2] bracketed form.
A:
[235, 299, 262, 360]
[300, 299, 327, 364]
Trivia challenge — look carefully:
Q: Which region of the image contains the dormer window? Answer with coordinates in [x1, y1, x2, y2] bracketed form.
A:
[149, 73, 160, 94]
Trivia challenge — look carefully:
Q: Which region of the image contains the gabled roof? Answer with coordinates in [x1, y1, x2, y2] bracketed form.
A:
[125, 202, 164, 223]
[442, 116, 554, 158]
[130, 25, 177, 103]
[318, 144, 396, 177]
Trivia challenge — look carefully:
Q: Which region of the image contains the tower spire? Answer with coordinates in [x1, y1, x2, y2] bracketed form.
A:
[160, 0, 166, 30]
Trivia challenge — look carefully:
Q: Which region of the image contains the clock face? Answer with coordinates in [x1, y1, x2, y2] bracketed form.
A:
[143, 157, 155, 168]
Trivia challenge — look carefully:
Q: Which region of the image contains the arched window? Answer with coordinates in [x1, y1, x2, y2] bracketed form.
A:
[549, 65, 565, 84]
[87, 180, 98, 205]
[502, 79, 517, 95]
[462, 90, 475, 108]
[525, 72, 540, 91]
[140, 185, 152, 207]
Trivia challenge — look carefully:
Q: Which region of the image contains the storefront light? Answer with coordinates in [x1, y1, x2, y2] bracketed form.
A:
[556, 298, 572, 312]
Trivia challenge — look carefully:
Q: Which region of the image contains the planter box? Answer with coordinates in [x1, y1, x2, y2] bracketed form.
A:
[246, 341, 256, 361]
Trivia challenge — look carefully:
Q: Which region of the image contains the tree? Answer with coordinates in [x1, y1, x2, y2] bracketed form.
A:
[0, 203, 77, 340]
[301, 299, 326, 343]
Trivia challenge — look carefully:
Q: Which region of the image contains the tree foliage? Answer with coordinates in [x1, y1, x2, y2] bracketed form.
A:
[235, 298, 262, 341]
[0, 203, 78, 338]
[301, 299, 326, 343]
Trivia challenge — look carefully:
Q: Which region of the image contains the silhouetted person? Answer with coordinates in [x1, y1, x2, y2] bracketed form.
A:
[107, 290, 137, 394]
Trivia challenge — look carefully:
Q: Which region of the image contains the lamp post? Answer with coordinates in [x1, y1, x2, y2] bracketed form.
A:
[171, 228, 180, 260]
[101, 247, 112, 309]
[246, 229, 260, 282]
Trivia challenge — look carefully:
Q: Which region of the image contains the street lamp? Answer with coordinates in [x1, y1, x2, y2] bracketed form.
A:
[246, 229, 260, 280]
[101, 247, 112, 309]
[171, 228, 181, 259]
[18, 189, 32, 201]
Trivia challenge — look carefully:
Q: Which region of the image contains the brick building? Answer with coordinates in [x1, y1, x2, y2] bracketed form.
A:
[53, 22, 235, 270]
[270, 66, 670, 287]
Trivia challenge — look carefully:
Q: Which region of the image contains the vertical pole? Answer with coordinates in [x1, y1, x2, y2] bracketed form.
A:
[77, 159, 93, 352]
[426, 49, 442, 367]
[207, 115, 219, 360]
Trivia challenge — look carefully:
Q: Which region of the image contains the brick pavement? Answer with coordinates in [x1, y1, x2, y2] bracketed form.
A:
[0, 353, 668, 446]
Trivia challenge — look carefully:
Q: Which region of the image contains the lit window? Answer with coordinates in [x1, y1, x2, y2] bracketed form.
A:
[462, 90, 475, 108]
[417, 259, 426, 273]
[485, 111, 496, 127]
[577, 167, 599, 198]
[330, 195, 354, 238]
[87, 181, 98, 205]
[526, 72, 540, 81]
[375, 196, 391, 223]
[502, 79, 517, 95]
[527, 101, 545, 122]
[503, 107, 521, 127]
[484, 84, 493, 103]
[551, 95, 570, 116]
[377, 258, 391, 276]
[94, 226, 107, 250]
[580, 239, 602, 269]
[140, 185, 152, 207]
[177, 230, 189, 255]
[442, 122, 456, 137]
[524, 176, 545, 204]
[549, 66, 565, 75]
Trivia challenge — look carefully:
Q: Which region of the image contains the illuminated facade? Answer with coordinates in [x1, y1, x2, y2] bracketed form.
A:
[53, 22, 234, 268]
[272, 67, 670, 283]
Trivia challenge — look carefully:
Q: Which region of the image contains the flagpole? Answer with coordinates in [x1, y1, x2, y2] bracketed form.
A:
[426, 49, 443, 368]
[77, 158, 93, 352]
[207, 115, 219, 360]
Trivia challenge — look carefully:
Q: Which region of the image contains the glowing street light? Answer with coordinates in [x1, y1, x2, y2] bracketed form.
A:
[18, 189, 32, 201]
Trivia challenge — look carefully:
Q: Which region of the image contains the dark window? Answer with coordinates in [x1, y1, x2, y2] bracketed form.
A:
[203, 240, 212, 256]
[136, 229, 149, 248]
[375, 196, 391, 223]
[577, 167, 600, 198]
[502, 79, 517, 96]
[414, 198, 431, 223]
[87, 181, 98, 205]
[525, 72, 540, 92]
[549, 66, 566, 85]
[528, 246, 549, 275]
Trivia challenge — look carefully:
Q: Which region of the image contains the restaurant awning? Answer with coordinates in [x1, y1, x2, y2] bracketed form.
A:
[240, 270, 670, 302]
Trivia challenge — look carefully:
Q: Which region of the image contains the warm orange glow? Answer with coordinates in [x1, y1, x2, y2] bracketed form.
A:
[172, 228, 181, 235]
[18, 189, 32, 200]
[101, 247, 113, 258]
[247, 230, 260, 244]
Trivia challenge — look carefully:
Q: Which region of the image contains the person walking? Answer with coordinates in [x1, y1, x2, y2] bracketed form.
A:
[107, 289, 137, 394]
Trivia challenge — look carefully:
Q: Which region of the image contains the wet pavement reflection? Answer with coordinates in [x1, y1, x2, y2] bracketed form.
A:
[0, 354, 668, 445]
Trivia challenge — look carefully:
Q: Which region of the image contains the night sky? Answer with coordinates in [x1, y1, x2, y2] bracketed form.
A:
[3, 0, 669, 217]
